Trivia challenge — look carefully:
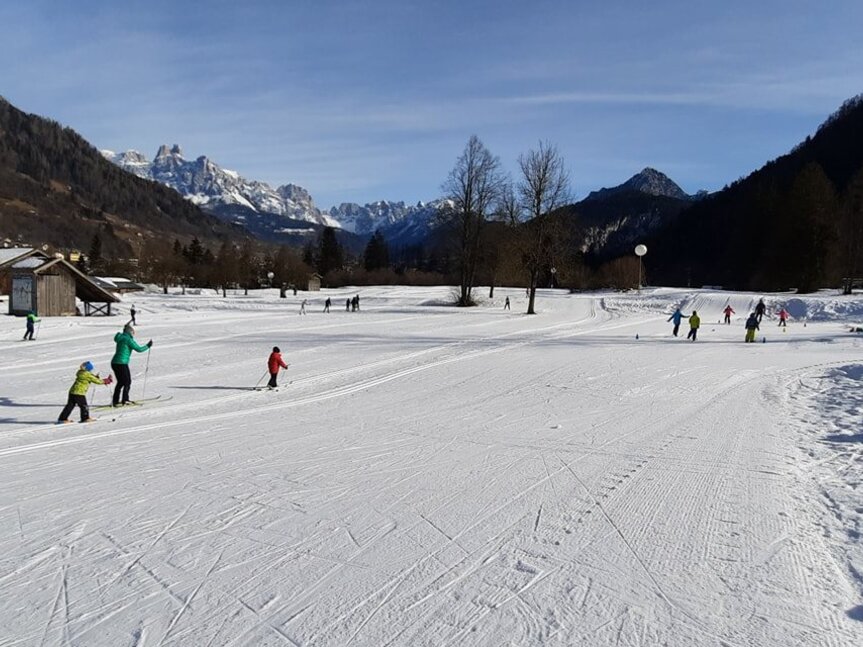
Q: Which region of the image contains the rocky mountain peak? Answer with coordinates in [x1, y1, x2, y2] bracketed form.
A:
[101, 145, 337, 228]
[585, 168, 691, 202]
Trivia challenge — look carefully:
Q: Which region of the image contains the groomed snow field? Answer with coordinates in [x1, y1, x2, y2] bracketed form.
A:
[1, 286, 862, 646]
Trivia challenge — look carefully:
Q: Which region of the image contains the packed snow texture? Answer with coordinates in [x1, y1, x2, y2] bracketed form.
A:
[1, 287, 862, 645]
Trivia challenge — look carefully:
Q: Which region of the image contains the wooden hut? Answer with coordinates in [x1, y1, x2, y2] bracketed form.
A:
[2, 248, 119, 316]
[0, 247, 44, 296]
[307, 273, 322, 291]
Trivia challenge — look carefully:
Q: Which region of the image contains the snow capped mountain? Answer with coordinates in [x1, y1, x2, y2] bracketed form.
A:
[585, 167, 692, 202]
[100, 145, 339, 228]
[327, 200, 421, 235]
[328, 199, 446, 245]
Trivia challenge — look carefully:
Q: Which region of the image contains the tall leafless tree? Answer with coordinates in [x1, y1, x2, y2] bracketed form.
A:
[516, 141, 571, 314]
[441, 135, 504, 306]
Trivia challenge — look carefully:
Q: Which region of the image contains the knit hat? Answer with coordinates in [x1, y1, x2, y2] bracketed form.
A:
[273, 346, 280, 353]
[124, 324, 135, 335]
[82, 361, 94, 372]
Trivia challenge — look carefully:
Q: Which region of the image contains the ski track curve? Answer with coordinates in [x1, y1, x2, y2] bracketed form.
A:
[2, 288, 861, 646]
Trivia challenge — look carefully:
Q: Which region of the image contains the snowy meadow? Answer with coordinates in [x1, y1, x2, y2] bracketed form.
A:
[1, 286, 862, 646]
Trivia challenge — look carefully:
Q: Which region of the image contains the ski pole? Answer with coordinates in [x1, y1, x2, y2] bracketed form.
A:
[253, 370, 269, 389]
[34, 320, 41, 340]
[142, 348, 151, 400]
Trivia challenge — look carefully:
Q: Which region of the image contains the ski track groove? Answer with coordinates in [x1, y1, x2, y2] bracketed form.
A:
[0, 306, 616, 456]
[1, 304, 606, 438]
[295, 354, 819, 644]
[157, 551, 222, 647]
[4, 292, 863, 645]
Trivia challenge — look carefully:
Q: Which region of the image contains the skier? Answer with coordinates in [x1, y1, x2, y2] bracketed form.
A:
[23, 310, 39, 340]
[267, 346, 288, 388]
[504, 296, 511, 310]
[777, 308, 789, 327]
[723, 305, 735, 324]
[130, 304, 137, 325]
[687, 310, 701, 341]
[667, 307, 686, 337]
[745, 312, 760, 342]
[57, 361, 113, 424]
[324, 297, 331, 313]
[111, 324, 152, 407]
[755, 298, 766, 323]
[346, 298, 351, 312]
[299, 299, 307, 315]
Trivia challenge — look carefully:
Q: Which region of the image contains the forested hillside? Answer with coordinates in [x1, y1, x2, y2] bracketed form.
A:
[0, 97, 242, 255]
[646, 96, 863, 291]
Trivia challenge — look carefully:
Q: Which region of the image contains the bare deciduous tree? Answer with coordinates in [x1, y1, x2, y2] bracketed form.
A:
[441, 135, 504, 306]
[516, 141, 571, 314]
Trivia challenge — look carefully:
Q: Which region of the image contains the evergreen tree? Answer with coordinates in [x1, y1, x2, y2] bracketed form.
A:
[780, 163, 838, 292]
[184, 237, 206, 265]
[317, 227, 344, 276]
[302, 241, 316, 267]
[840, 167, 863, 289]
[363, 230, 390, 271]
[88, 233, 102, 273]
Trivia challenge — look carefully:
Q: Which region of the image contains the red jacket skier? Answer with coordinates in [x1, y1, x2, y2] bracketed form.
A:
[777, 308, 789, 327]
[267, 347, 288, 388]
[723, 305, 735, 324]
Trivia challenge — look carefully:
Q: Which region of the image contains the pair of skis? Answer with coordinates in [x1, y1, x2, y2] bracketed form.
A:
[92, 395, 172, 411]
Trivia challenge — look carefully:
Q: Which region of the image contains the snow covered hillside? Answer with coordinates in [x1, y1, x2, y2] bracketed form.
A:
[1, 287, 862, 645]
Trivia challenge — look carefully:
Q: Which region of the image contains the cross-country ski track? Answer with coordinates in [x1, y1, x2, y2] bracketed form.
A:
[1, 285, 862, 646]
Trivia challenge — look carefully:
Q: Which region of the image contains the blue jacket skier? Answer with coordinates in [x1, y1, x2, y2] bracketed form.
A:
[667, 308, 686, 337]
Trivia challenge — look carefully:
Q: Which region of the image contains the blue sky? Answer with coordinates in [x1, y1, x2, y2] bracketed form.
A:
[2, 0, 862, 208]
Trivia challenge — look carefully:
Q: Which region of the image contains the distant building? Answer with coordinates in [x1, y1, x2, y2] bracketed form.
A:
[307, 273, 322, 291]
[92, 276, 145, 295]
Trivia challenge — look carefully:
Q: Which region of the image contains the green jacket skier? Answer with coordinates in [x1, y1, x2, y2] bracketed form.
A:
[111, 328, 150, 364]
[24, 311, 39, 340]
[111, 324, 152, 406]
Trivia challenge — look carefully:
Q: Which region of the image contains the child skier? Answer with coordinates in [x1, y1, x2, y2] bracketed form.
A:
[777, 308, 789, 327]
[687, 310, 701, 341]
[267, 346, 288, 388]
[23, 310, 39, 340]
[723, 305, 735, 324]
[58, 362, 113, 423]
[745, 312, 760, 342]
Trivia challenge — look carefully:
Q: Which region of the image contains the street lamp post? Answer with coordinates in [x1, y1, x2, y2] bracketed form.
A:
[266, 271, 274, 288]
[634, 244, 647, 290]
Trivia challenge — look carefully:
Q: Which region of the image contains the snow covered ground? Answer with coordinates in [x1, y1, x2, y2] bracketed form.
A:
[1, 286, 862, 646]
